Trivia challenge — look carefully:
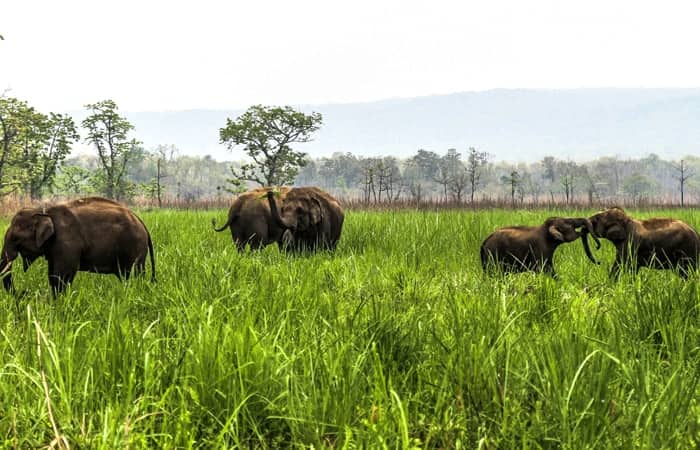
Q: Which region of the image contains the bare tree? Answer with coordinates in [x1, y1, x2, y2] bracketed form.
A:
[360, 159, 377, 203]
[466, 147, 490, 203]
[448, 162, 469, 202]
[432, 157, 453, 201]
[672, 159, 694, 206]
[559, 161, 579, 204]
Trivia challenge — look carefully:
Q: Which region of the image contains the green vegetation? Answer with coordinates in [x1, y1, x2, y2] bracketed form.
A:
[219, 105, 323, 189]
[1, 208, 700, 448]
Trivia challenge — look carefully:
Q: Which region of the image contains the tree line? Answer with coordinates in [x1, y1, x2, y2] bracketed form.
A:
[300, 151, 700, 206]
[2, 95, 698, 206]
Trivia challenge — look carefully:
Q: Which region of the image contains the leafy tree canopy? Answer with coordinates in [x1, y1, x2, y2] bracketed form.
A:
[219, 105, 322, 186]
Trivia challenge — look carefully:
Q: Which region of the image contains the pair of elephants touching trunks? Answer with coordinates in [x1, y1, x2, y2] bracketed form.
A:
[212, 186, 345, 252]
[481, 207, 700, 278]
[0, 187, 344, 296]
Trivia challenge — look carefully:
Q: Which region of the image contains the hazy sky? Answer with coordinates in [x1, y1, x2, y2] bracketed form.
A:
[2, 0, 700, 112]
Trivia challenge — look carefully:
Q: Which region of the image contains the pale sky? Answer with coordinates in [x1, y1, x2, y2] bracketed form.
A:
[2, 0, 700, 112]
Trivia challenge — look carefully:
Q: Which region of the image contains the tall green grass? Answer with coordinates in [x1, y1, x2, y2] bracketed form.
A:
[0, 208, 699, 448]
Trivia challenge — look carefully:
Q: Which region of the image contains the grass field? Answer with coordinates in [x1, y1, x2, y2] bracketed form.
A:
[1, 208, 700, 448]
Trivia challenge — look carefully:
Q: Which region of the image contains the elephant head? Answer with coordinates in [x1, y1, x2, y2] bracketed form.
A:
[0, 209, 55, 291]
[588, 207, 631, 242]
[266, 190, 323, 247]
[546, 217, 601, 264]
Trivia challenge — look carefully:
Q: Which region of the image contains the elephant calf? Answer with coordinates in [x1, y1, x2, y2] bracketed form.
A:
[589, 207, 700, 277]
[481, 217, 600, 277]
[0, 197, 155, 295]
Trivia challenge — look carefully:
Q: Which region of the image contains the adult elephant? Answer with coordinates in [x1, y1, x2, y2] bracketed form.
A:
[265, 187, 344, 252]
[587, 207, 700, 277]
[481, 217, 600, 277]
[0, 197, 155, 295]
[212, 187, 292, 251]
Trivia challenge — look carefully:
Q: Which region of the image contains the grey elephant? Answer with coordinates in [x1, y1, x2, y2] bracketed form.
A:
[0, 197, 155, 295]
[481, 217, 600, 277]
[588, 207, 700, 277]
[212, 187, 292, 251]
[265, 187, 345, 252]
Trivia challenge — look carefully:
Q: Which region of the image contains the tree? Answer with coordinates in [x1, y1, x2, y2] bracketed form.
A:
[448, 164, 469, 202]
[622, 173, 655, 205]
[559, 161, 579, 204]
[219, 105, 322, 186]
[0, 97, 76, 198]
[0, 97, 33, 195]
[500, 170, 521, 206]
[55, 165, 93, 195]
[672, 159, 694, 206]
[23, 113, 79, 199]
[318, 153, 363, 193]
[577, 165, 600, 205]
[431, 149, 460, 201]
[466, 147, 490, 203]
[147, 145, 176, 207]
[432, 157, 452, 201]
[82, 100, 141, 200]
[411, 149, 441, 180]
[541, 156, 558, 202]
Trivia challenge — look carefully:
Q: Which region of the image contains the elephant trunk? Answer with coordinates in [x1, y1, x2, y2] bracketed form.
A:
[580, 230, 599, 265]
[569, 217, 600, 265]
[266, 190, 294, 230]
[579, 218, 601, 249]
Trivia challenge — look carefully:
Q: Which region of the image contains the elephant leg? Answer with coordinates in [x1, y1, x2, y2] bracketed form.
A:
[3, 273, 13, 292]
[244, 232, 266, 251]
[48, 258, 77, 296]
[234, 239, 247, 253]
[543, 260, 558, 279]
[48, 272, 75, 296]
[609, 258, 623, 279]
[127, 259, 146, 279]
[677, 258, 693, 279]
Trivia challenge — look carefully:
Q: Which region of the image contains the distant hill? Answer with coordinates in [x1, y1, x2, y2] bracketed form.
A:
[83, 88, 700, 162]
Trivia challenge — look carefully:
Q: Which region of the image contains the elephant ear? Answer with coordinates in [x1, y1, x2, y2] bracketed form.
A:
[35, 215, 55, 248]
[607, 224, 626, 241]
[548, 225, 565, 241]
[309, 197, 323, 225]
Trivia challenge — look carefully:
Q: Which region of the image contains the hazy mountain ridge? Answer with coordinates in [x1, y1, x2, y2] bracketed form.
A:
[93, 89, 700, 161]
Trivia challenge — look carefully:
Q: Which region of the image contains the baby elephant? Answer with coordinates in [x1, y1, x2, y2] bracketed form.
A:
[0, 197, 155, 295]
[481, 217, 600, 277]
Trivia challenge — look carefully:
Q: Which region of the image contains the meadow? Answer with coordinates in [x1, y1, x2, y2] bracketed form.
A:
[1, 208, 699, 449]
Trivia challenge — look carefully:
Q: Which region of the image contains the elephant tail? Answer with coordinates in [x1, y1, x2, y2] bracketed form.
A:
[147, 229, 156, 282]
[212, 214, 237, 232]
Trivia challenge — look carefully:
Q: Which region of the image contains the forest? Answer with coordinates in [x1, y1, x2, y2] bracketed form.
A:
[1, 95, 698, 207]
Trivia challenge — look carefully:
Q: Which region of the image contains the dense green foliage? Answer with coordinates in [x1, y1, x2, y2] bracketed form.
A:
[219, 105, 323, 188]
[82, 100, 142, 200]
[0, 97, 78, 199]
[1, 209, 700, 448]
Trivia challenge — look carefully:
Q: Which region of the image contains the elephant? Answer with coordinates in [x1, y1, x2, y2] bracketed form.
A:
[265, 187, 344, 252]
[481, 217, 600, 276]
[0, 197, 155, 295]
[212, 187, 292, 251]
[587, 207, 700, 277]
